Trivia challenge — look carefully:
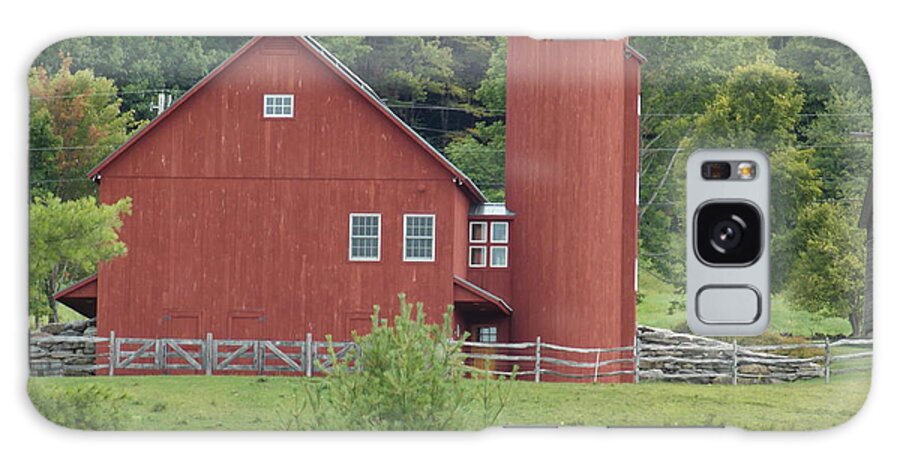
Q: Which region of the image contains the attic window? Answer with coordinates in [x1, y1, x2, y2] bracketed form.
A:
[263, 94, 294, 118]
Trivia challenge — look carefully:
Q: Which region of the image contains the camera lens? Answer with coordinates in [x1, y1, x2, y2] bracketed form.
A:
[695, 202, 762, 265]
[710, 218, 744, 252]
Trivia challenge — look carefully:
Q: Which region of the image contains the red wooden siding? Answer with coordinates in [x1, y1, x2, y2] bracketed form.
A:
[505, 38, 641, 380]
[95, 37, 472, 342]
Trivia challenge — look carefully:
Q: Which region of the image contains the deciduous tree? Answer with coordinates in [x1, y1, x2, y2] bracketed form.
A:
[29, 194, 132, 324]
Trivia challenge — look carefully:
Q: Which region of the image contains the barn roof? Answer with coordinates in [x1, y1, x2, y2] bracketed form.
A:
[87, 36, 487, 203]
[52, 273, 98, 318]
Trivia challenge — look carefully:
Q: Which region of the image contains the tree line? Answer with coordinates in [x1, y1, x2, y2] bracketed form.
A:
[28, 36, 871, 335]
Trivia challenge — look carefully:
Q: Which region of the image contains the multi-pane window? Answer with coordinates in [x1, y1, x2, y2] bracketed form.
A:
[263, 94, 294, 118]
[468, 221, 511, 268]
[349, 214, 380, 261]
[491, 222, 509, 243]
[478, 326, 498, 343]
[469, 222, 487, 243]
[404, 214, 435, 261]
[490, 246, 508, 268]
[469, 246, 487, 268]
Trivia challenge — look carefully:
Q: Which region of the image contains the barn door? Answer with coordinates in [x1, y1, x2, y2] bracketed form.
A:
[223, 311, 266, 373]
[228, 311, 266, 339]
[344, 312, 373, 339]
[163, 311, 203, 374]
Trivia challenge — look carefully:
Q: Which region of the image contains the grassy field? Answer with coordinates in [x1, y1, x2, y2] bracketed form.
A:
[28, 372, 870, 431]
[637, 266, 852, 336]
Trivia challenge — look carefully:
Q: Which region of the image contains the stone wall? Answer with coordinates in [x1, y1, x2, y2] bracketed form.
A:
[638, 326, 824, 384]
[29, 319, 98, 377]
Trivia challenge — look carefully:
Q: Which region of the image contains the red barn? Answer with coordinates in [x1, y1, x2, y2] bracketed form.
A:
[54, 36, 643, 380]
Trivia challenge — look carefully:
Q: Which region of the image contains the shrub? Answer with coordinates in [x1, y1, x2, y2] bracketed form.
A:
[28, 382, 128, 430]
[304, 294, 512, 430]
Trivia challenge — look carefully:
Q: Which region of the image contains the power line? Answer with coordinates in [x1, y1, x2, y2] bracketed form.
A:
[29, 88, 182, 100]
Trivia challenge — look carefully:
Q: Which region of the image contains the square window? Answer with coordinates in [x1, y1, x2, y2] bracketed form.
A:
[349, 214, 380, 261]
[263, 94, 294, 118]
[491, 222, 509, 243]
[469, 222, 487, 243]
[490, 246, 508, 268]
[469, 246, 486, 268]
[478, 326, 497, 343]
[404, 214, 435, 262]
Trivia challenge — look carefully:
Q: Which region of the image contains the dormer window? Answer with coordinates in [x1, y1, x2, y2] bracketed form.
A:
[263, 94, 294, 118]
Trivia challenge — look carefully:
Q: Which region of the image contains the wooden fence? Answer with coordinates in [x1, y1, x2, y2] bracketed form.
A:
[29, 331, 872, 384]
[459, 335, 873, 384]
[31, 332, 359, 376]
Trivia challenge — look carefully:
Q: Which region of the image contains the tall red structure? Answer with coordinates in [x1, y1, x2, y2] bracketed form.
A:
[54, 36, 643, 381]
[505, 38, 644, 352]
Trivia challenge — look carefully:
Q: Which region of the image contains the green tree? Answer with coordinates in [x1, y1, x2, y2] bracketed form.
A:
[443, 38, 506, 201]
[29, 194, 132, 324]
[307, 294, 510, 430]
[445, 121, 506, 201]
[786, 203, 866, 336]
[314, 37, 373, 67]
[686, 61, 820, 289]
[773, 37, 870, 117]
[630, 37, 773, 284]
[34, 37, 248, 121]
[803, 88, 872, 202]
[29, 59, 140, 200]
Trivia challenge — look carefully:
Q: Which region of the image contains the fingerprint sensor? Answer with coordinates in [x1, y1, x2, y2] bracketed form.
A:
[696, 286, 761, 324]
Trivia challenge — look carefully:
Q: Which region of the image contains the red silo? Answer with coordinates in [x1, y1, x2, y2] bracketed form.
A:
[505, 37, 643, 381]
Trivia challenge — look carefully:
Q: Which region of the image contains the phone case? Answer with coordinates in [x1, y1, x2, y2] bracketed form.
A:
[28, 35, 872, 431]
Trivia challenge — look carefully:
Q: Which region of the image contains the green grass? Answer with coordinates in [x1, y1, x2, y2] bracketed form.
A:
[637, 267, 852, 336]
[28, 373, 870, 431]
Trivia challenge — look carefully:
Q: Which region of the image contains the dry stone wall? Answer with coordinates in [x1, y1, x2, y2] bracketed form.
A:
[29, 319, 97, 377]
[638, 326, 823, 384]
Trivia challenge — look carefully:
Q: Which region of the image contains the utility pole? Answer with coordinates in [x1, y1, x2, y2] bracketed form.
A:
[151, 92, 174, 116]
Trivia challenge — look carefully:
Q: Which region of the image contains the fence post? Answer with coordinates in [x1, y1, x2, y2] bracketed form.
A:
[205, 333, 213, 376]
[593, 350, 601, 383]
[156, 339, 165, 371]
[634, 330, 641, 384]
[305, 333, 313, 377]
[731, 339, 738, 385]
[534, 336, 542, 383]
[825, 336, 831, 384]
[256, 340, 264, 375]
[108, 330, 116, 376]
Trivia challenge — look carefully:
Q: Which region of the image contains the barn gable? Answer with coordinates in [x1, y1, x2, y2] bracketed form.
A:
[88, 36, 485, 203]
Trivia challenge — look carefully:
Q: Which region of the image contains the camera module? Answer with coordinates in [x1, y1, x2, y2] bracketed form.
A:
[694, 202, 762, 265]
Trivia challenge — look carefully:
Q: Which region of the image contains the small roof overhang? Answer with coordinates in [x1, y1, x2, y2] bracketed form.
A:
[52, 274, 98, 318]
[453, 276, 513, 317]
[469, 202, 515, 220]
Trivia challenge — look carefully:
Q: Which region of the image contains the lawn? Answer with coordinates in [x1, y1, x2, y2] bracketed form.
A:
[637, 265, 852, 336]
[28, 372, 870, 431]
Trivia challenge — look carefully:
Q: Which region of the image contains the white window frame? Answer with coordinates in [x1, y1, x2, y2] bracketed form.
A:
[490, 246, 508, 268]
[490, 221, 509, 244]
[403, 214, 436, 262]
[469, 221, 488, 243]
[468, 246, 487, 268]
[348, 213, 381, 262]
[263, 94, 294, 118]
[477, 326, 498, 343]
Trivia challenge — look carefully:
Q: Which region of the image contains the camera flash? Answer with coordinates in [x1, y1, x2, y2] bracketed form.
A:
[737, 162, 756, 180]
